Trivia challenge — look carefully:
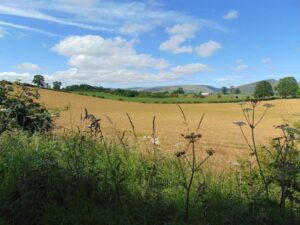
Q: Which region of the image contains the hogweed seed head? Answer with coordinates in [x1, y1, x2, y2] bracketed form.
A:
[206, 148, 215, 156]
[263, 103, 274, 108]
[233, 121, 246, 127]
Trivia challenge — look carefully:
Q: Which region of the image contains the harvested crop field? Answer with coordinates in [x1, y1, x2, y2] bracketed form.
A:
[40, 89, 300, 169]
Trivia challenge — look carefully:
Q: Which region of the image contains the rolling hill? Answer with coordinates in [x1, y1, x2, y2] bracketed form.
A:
[130, 85, 220, 93]
[130, 79, 280, 94]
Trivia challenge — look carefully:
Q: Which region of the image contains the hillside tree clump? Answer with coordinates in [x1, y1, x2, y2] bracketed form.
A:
[52, 81, 62, 90]
[172, 87, 185, 94]
[32, 75, 46, 88]
[221, 86, 228, 95]
[276, 76, 298, 98]
[254, 80, 274, 99]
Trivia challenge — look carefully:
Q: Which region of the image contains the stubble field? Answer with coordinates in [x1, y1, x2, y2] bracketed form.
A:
[40, 89, 300, 169]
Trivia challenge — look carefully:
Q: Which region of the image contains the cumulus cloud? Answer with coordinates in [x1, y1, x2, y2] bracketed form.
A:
[195, 40, 222, 57]
[17, 63, 41, 71]
[51, 35, 212, 84]
[223, 10, 239, 20]
[53, 35, 169, 70]
[159, 23, 200, 54]
[0, 72, 54, 84]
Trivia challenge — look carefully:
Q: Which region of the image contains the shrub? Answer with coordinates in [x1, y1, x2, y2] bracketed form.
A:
[0, 82, 53, 134]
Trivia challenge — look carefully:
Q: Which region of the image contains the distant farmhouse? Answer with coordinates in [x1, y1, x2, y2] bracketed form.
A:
[201, 92, 213, 97]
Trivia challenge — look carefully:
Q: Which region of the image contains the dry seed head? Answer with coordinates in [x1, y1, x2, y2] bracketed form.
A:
[175, 151, 186, 158]
[263, 103, 274, 108]
[206, 148, 215, 156]
[233, 121, 246, 127]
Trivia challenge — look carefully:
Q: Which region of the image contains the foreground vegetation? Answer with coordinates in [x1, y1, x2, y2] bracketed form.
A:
[0, 82, 299, 225]
[0, 125, 299, 225]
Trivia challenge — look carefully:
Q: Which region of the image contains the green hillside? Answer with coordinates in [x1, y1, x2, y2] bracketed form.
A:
[130, 85, 220, 93]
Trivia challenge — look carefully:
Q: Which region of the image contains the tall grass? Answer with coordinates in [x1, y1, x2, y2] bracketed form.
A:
[0, 131, 299, 225]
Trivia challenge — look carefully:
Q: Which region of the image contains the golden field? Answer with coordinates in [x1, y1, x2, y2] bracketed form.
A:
[40, 89, 300, 169]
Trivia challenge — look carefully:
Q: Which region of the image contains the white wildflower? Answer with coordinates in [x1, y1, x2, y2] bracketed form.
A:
[150, 137, 160, 145]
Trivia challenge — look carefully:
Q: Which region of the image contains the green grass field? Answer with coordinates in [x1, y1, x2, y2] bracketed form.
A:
[72, 91, 248, 103]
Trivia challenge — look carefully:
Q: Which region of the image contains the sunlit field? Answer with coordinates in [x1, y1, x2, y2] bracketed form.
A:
[40, 89, 300, 169]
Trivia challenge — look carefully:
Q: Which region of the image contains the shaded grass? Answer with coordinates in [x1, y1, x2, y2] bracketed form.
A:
[0, 131, 299, 225]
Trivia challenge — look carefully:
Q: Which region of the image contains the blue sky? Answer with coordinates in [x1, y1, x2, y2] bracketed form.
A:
[0, 0, 300, 88]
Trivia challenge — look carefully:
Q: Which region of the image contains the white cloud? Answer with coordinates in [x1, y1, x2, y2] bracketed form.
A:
[215, 75, 242, 82]
[223, 10, 239, 20]
[171, 63, 213, 75]
[17, 63, 41, 71]
[119, 23, 156, 35]
[51, 35, 212, 84]
[159, 23, 200, 54]
[0, 1, 228, 38]
[236, 64, 249, 71]
[0, 72, 54, 84]
[53, 35, 169, 70]
[0, 20, 59, 36]
[261, 58, 271, 64]
[0, 1, 226, 36]
[196, 40, 222, 57]
[0, 5, 109, 32]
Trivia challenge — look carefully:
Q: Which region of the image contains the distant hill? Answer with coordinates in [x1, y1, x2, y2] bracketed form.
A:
[129, 85, 220, 94]
[237, 79, 278, 94]
[129, 79, 290, 95]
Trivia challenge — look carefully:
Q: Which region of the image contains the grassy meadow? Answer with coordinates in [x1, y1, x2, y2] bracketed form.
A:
[72, 90, 248, 103]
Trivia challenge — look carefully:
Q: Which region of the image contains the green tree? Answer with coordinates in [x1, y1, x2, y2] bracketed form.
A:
[221, 86, 228, 95]
[172, 87, 184, 94]
[234, 88, 241, 94]
[229, 85, 235, 94]
[52, 81, 62, 90]
[32, 75, 45, 88]
[254, 80, 274, 99]
[276, 76, 298, 97]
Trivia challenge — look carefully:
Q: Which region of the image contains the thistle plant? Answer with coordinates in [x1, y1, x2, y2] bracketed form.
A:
[234, 100, 274, 199]
[176, 105, 215, 224]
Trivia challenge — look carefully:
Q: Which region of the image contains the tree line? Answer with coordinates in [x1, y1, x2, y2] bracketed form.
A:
[254, 76, 299, 99]
[27, 74, 300, 100]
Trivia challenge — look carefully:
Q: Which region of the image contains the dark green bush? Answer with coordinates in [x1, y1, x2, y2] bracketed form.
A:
[0, 83, 53, 134]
